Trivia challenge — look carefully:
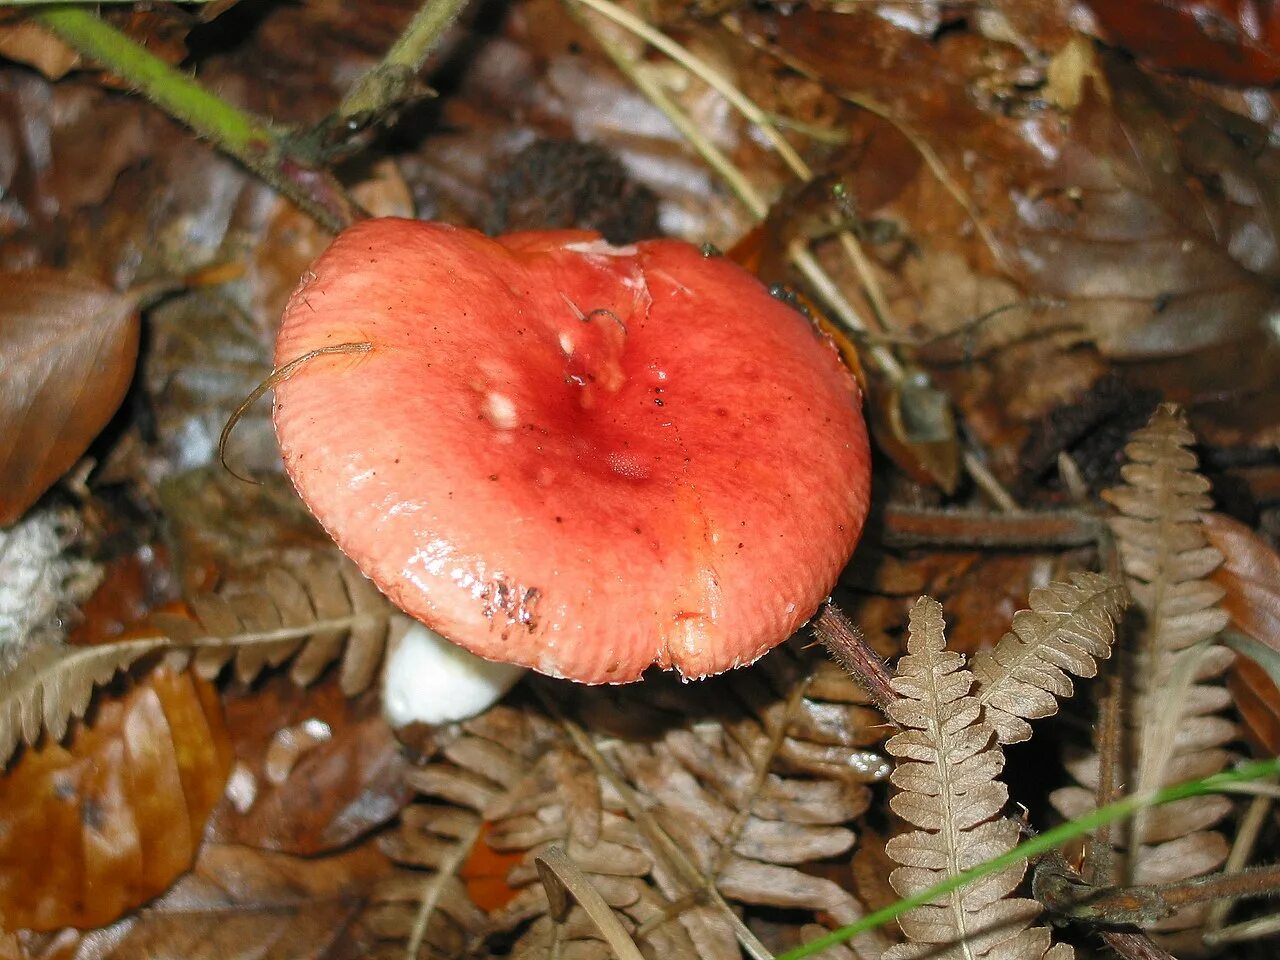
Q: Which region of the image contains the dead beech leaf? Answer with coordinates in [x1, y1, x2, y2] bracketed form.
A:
[0, 663, 231, 932]
[1228, 654, 1280, 755]
[0, 23, 78, 80]
[1012, 57, 1280, 361]
[205, 674, 413, 856]
[0, 271, 140, 526]
[31, 842, 395, 960]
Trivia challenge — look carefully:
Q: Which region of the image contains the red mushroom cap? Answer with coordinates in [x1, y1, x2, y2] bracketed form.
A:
[273, 219, 870, 683]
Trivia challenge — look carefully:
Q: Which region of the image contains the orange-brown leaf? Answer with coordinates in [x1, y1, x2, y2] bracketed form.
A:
[0, 664, 231, 931]
[1228, 655, 1280, 756]
[1203, 511, 1280, 754]
[1204, 511, 1280, 653]
[459, 822, 525, 912]
[0, 271, 140, 525]
[20, 842, 396, 960]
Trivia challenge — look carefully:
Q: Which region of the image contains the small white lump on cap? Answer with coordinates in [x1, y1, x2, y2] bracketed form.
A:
[381, 614, 527, 727]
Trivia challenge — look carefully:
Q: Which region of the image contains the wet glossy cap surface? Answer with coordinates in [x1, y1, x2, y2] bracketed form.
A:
[274, 219, 870, 683]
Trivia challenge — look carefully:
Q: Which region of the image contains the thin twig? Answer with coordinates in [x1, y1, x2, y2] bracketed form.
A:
[219, 341, 372, 482]
[1089, 666, 1124, 887]
[406, 820, 481, 960]
[880, 504, 1103, 549]
[811, 603, 897, 713]
[1098, 931, 1178, 960]
[34, 8, 358, 233]
[1208, 791, 1273, 932]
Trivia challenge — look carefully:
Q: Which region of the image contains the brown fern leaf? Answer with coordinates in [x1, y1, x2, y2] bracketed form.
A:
[0, 636, 174, 765]
[0, 554, 393, 767]
[608, 643, 893, 960]
[510, 886, 698, 960]
[155, 554, 394, 694]
[971, 573, 1126, 744]
[379, 703, 699, 960]
[884, 597, 1070, 960]
[374, 704, 560, 958]
[1052, 404, 1236, 941]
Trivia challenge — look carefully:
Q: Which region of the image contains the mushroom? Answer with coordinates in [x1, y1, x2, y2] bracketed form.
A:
[273, 219, 870, 722]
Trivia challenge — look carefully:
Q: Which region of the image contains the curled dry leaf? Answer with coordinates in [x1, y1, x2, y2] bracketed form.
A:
[1054, 404, 1236, 942]
[883, 597, 1070, 960]
[971, 572, 1126, 744]
[0, 270, 140, 525]
[0, 663, 231, 931]
[1203, 511, 1280, 655]
[0, 23, 78, 81]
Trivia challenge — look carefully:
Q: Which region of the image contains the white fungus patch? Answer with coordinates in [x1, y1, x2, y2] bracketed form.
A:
[0, 508, 99, 656]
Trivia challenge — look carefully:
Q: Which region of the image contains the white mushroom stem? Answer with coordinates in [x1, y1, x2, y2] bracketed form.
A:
[381, 613, 527, 727]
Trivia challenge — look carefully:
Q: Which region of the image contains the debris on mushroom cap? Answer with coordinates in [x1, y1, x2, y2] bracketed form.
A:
[273, 218, 871, 684]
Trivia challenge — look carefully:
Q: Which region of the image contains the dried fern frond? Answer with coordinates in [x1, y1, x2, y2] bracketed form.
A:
[0, 554, 393, 766]
[374, 704, 560, 958]
[608, 643, 893, 960]
[884, 597, 1070, 960]
[154, 555, 394, 693]
[971, 573, 1126, 744]
[0, 637, 175, 765]
[1052, 404, 1236, 941]
[379, 703, 699, 960]
[386, 644, 893, 960]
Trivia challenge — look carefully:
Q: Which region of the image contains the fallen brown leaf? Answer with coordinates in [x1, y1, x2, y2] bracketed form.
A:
[1204, 511, 1280, 754]
[1011, 57, 1280, 362]
[23, 842, 396, 960]
[0, 24, 78, 81]
[206, 674, 413, 856]
[0, 271, 140, 526]
[0, 663, 231, 931]
[1085, 0, 1280, 86]
[1205, 511, 1280, 651]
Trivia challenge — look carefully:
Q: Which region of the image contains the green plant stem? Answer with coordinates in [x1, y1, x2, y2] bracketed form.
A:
[337, 0, 473, 123]
[34, 7, 356, 232]
[776, 757, 1280, 960]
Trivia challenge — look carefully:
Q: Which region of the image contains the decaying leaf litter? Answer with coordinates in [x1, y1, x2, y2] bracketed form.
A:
[2, 1, 1280, 959]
